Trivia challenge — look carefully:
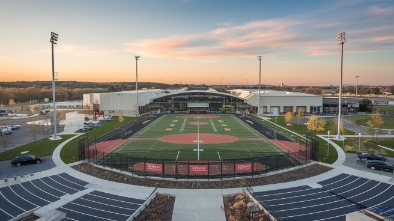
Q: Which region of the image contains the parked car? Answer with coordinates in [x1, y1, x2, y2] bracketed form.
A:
[80, 125, 94, 131]
[9, 124, 21, 130]
[366, 160, 394, 173]
[357, 152, 387, 161]
[1, 126, 12, 135]
[11, 156, 42, 167]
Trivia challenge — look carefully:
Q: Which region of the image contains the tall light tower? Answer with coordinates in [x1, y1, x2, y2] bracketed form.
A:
[50, 32, 61, 140]
[336, 32, 346, 140]
[258, 56, 262, 115]
[135, 56, 140, 116]
[355, 75, 360, 105]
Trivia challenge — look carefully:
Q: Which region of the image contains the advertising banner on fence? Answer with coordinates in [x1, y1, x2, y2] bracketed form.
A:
[145, 163, 162, 173]
[189, 165, 208, 174]
[235, 163, 252, 173]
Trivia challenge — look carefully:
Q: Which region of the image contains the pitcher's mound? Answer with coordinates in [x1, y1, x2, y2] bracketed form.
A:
[189, 122, 208, 126]
[158, 133, 238, 144]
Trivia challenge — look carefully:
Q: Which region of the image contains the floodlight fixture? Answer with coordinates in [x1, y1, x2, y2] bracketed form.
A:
[336, 32, 346, 140]
[50, 32, 58, 44]
[336, 32, 346, 44]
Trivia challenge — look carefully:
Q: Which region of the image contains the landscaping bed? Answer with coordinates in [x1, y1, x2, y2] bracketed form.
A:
[134, 194, 175, 221]
[223, 192, 271, 221]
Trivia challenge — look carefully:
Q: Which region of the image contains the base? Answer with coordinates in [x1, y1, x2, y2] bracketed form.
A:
[49, 136, 62, 141]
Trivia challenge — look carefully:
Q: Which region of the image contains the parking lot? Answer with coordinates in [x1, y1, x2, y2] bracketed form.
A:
[0, 115, 64, 152]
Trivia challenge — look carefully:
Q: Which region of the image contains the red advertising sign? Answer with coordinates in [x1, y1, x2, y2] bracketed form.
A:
[145, 163, 162, 173]
[235, 163, 252, 173]
[189, 165, 208, 174]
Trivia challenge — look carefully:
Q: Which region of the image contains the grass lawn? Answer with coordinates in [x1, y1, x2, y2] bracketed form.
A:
[348, 115, 394, 129]
[374, 105, 394, 113]
[112, 114, 286, 161]
[61, 116, 144, 164]
[0, 135, 75, 161]
[333, 137, 394, 158]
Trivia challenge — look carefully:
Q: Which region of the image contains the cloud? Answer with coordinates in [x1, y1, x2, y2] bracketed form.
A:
[125, 2, 394, 59]
[370, 5, 394, 15]
[373, 35, 394, 42]
[198, 60, 219, 63]
[126, 18, 304, 58]
[41, 44, 116, 57]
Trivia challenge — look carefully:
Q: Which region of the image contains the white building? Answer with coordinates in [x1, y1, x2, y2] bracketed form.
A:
[230, 89, 323, 115]
[83, 88, 323, 117]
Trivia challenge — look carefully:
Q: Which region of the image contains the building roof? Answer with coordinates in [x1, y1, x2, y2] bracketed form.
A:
[230, 89, 320, 98]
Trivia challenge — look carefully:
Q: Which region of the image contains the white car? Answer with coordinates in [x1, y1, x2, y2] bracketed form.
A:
[9, 124, 21, 130]
[1, 126, 12, 135]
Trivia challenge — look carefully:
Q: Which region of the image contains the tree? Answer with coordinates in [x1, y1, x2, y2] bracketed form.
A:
[307, 115, 325, 134]
[118, 111, 125, 123]
[296, 108, 305, 125]
[48, 111, 66, 134]
[0, 133, 12, 152]
[28, 121, 42, 142]
[317, 119, 325, 134]
[325, 120, 337, 136]
[305, 87, 322, 95]
[284, 112, 294, 126]
[366, 109, 383, 140]
[8, 99, 15, 106]
[359, 99, 373, 112]
[30, 105, 36, 114]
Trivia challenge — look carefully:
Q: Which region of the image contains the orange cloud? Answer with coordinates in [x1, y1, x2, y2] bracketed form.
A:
[126, 19, 304, 58]
[41, 44, 116, 57]
[373, 35, 394, 41]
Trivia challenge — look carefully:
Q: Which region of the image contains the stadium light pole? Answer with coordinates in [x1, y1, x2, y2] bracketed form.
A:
[258, 56, 262, 115]
[336, 32, 346, 140]
[50, 32, 61, 140]
[135, 56, 140, 116]
[355, 75, 359, 113]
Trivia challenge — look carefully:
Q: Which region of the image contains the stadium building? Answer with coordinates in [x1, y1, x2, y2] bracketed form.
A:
[83, 87, 323, 117]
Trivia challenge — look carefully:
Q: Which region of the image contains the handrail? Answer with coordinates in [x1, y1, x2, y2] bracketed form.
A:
[127, 188, 158, 221]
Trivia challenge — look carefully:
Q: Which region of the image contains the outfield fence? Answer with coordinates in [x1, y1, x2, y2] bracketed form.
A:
[82, 148, 312, 179]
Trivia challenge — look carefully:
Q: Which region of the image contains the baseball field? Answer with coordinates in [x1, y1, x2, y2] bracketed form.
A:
[101, 114, 292, 161]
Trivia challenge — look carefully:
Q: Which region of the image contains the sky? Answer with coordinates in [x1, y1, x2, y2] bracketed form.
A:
[0, 0, 393, 86]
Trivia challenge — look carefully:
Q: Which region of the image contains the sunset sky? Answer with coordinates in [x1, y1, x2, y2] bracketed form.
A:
[0, 0, 393, 86]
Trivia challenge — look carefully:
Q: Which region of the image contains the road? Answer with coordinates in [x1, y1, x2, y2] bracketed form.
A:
[0, 156, 56, 180]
